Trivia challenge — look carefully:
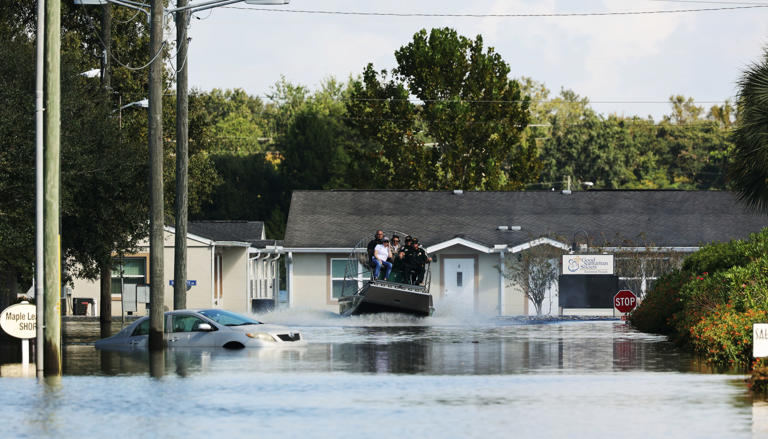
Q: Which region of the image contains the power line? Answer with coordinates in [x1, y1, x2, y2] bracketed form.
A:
[223, 4, 768, 17]
[253, 94, 732, 105]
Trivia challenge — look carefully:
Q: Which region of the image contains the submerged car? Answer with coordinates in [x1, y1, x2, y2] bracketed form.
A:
[95, 309, 306, 350]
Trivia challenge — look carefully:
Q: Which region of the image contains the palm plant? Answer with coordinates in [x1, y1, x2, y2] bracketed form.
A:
[731, 49, 768, 211]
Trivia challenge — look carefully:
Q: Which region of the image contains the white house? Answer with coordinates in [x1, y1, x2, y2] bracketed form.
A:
[70, 221, 283, 316]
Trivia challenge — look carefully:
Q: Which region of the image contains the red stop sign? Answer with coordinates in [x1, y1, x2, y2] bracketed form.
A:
[614, 290, 637, 313]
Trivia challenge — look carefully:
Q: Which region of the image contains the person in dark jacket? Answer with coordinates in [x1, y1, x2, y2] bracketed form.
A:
[405, 238, 431, 285]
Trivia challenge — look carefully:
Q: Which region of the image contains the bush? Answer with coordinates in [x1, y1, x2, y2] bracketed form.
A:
[628, 270, 685, 334]
[687, 305, 767, 367]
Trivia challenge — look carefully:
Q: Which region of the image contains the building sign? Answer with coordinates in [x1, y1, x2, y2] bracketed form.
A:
[562, 254, 614, 275]
[754, 324, 768, 358]
[0, 303, 36, 339]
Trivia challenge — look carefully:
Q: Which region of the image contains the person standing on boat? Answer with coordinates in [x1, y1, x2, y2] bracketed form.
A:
[372, 237, 393, 280]
[367, 230, 384, 268]
[406, 238, 431, 285]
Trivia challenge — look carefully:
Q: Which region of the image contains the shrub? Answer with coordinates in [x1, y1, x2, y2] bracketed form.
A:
[628, 270, 685, 334]
[687, 305, 767, 367]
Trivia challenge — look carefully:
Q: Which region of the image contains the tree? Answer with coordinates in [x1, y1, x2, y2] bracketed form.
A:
[730, 49, 768, 210]
[348, 27, 538, 190]
[501, 244, 564, 315]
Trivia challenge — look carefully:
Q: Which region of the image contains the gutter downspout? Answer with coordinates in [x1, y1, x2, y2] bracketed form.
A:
[210, 244, 215, 307]
[287, 251, 293, 308]
[498, 250, 505, 316]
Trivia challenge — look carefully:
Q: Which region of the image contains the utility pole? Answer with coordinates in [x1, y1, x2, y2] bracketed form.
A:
[99, 1, 113, 340]
[35, 0, 45, 378]
[173, 0, 189, 311]
[43, 0, 62, 375]
[148, 0, 165, 351]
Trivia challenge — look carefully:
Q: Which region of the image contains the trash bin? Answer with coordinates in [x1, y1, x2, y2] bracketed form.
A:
[73, 298, 94, 316]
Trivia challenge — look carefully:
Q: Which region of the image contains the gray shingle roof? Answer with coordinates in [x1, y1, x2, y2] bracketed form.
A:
[188, 221, 264, 244]
[283, 190, 768, 249]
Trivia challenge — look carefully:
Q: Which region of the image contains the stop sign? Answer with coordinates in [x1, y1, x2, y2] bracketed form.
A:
[614, 290, 637, 313]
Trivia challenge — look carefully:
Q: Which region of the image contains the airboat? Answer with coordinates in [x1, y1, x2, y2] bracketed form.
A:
[337, 232, 435, 317]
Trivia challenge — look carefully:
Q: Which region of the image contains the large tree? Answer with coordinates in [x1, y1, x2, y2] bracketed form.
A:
[348, 27, 539, 190]
[730, 49, 768, 210]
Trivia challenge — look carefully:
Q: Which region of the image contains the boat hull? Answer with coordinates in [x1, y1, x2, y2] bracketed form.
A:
[339, 281, 434, 317]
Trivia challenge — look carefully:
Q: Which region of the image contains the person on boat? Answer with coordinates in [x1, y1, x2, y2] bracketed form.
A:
[367, 230, 384, 267]
[406, 238, 431, 285]
[390, 234, 401, 255]
[390, 235, 407, 282]
[372, 237, 393, 280]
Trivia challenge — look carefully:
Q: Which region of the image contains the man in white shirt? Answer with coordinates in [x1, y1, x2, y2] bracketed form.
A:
[372, 237, 393, 281]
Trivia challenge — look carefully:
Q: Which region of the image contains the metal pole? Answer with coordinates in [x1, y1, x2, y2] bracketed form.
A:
[43, 0, 62, 375]
[148, 0, 165, 351]
[35, 0, 45, 378]
[173, 0, 189, 310]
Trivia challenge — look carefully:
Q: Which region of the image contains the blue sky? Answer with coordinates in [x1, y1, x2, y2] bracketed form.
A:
[184, 0, 768, 119]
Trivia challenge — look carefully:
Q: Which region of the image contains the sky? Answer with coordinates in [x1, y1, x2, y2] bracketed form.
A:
[183, 0, 768, 120]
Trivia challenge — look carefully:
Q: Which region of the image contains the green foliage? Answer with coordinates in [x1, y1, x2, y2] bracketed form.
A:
[730, 48, 768, 211]
[348, 27, 538, 190]
[631, 228, 768, 374]
[628, 270, 686, 335]
[532, 88, 733, 190]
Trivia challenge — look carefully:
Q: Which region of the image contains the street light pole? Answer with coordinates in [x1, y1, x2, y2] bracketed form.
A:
[174, 0, 189, 311]
[148, 0, 165, 351]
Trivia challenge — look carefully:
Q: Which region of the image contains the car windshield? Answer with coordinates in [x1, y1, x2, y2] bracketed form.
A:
[198, 309, 261, 326]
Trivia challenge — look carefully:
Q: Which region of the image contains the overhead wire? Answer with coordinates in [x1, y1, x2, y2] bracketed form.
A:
[222, 4, 768, 17]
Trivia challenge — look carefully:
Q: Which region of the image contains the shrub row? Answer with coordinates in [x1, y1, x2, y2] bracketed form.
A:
[629, 228, 768, 392]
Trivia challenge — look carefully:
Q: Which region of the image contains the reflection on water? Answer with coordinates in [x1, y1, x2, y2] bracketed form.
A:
[0, 314, 764, 439]
[57, 320, 701, 377]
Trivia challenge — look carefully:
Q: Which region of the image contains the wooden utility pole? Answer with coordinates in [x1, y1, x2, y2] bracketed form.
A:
[174, 0, 189, 311]
[43, 0, 62, 375]
[148, 0, 165, 351]
[99, 2, 113, 340]
[35, 0, 45, 378]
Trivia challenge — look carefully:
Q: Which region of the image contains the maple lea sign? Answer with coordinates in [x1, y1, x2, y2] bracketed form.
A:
[0, 303, 37, 339]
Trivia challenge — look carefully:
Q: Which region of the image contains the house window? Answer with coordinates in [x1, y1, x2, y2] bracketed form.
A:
[111, 257, 147, 295]
[330, 258, 369, 300]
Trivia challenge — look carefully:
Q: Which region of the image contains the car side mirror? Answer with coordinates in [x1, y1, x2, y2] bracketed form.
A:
[196, 323, 214, 332]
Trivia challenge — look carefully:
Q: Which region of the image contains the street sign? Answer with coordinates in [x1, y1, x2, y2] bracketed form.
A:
[0, 303, 37, 339]
[613, 290, 637, 313]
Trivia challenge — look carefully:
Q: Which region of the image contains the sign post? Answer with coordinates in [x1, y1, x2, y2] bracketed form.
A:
[0, 302, 37, 368]
[613, 289, 637, 319]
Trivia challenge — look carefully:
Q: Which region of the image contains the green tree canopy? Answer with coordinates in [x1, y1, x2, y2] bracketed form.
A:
[347, 27, 538, 190]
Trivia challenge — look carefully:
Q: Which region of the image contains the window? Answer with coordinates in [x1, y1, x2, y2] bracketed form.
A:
[330, 258, 370, 300]
[111, 257, 147, 295]
[131, 319, 150, 337]
[171, 315, 211, 333]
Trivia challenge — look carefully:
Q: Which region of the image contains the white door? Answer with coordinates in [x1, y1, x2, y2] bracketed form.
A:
[443, 258, 475, 310]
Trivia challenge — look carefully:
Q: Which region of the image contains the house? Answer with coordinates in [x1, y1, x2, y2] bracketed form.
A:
[282, 190, 768, 315]
[70, 221, 283, 316]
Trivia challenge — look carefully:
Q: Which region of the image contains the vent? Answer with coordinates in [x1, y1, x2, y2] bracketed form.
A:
[497, 225, 521, 231]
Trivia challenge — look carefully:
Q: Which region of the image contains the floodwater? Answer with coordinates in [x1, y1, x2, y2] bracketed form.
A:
[1, 307, 766, 439]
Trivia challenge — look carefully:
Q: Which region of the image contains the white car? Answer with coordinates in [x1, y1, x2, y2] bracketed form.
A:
[95, 309, 306, 349]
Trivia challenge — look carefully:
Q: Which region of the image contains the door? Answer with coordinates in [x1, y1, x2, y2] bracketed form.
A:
[168, 313, 217, 347]
[443, 258, 475, 310]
